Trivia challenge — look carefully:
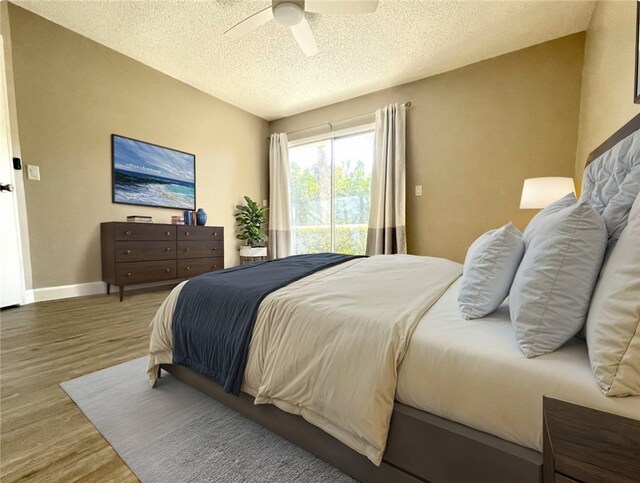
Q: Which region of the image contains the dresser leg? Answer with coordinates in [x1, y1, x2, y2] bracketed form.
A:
[106, 283, 111, 295]
[119, 286, 124, 302]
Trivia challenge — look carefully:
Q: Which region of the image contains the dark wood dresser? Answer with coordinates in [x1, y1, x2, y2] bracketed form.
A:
[101, 222, 224, 301]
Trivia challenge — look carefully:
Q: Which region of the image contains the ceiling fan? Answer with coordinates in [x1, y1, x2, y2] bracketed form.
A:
[224, 0, 379, 57]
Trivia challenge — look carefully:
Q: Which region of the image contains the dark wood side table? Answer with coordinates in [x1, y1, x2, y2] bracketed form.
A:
[543, 396, 640, 482]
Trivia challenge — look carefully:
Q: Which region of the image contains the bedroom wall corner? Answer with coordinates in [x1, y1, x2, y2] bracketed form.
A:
[7, 3, 269, 292]
[575, 0, 640, 189]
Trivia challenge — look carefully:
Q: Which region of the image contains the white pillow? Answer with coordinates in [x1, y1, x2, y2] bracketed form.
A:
[586, 194, 640, 396]
[509, 199, 607, 357]
[522, 192, 577, 247]
[458, 223, 524, 320]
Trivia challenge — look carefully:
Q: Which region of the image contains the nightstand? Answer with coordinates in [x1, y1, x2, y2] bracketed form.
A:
[543, 396, 640, 482]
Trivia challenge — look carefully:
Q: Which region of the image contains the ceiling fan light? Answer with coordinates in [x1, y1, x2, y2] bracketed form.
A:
[273, 2, 304, 26]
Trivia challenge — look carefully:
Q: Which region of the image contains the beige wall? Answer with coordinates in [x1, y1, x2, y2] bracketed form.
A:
[271, 34, 585, 263]
[8, 4, 269, 289]
[575, 0, 640, 189]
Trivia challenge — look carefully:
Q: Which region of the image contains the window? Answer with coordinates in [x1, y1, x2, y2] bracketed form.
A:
[289, 127, 374, 255]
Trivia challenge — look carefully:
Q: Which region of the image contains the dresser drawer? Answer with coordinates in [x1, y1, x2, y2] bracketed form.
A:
[177, 257, 224, 277]
[116, 261, 176, 284]
[115, 241, 176, 262]
[177, 241, 223, 259]
[178, 226, 223, 241]
[114, 223, 176, 241]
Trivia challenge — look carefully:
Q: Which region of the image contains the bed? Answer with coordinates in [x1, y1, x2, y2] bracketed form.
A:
[148, 115, 640, 483]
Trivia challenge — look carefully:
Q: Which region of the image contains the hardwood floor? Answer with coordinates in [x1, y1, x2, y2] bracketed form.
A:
[0, 288, 173, 482]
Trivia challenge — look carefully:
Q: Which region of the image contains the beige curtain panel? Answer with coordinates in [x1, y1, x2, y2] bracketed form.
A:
[268, 133, 293, 259]
[366, 103, 407, 255]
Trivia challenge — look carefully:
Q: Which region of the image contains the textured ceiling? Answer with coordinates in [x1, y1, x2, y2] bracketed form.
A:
[13, 0, 595, 121]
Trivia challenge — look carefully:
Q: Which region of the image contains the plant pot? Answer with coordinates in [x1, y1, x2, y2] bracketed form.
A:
[239, 246, 267, 257]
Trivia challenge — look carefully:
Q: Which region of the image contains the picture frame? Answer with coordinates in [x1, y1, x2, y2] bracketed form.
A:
[635, 0, 640, 103]
[112, 134, 196, 210]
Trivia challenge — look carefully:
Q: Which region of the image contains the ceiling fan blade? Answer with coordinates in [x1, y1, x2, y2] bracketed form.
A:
[291, 17, 318, 57]
[224, 6, 274, 40]
[305, 0, 378, 14]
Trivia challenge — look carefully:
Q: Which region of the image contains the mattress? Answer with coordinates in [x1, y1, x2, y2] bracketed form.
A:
[396, 277, 640, 452]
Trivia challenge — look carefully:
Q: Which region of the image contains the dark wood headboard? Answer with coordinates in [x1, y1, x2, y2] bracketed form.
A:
[586, 113, 640, 166]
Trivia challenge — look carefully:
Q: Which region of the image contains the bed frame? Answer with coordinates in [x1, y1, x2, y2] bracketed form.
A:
[160, 113, 640, 483]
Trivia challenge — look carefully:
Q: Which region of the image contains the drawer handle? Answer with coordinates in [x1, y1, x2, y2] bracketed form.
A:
[125, 250, 131, 255]
[185, 231, 190, 236]
[213, 232, 218, 236]
[214, 265, 218, 269]
[125, 231, 131, 236]
[127, 272, 132, 277]
[165, 247, 171, 252]
[166, 231, 171, 236]
[185, 266, 190, 271]
[165, 268, 171, 273]
[212, 247, 217, 251]
[185, 248, 190, 252]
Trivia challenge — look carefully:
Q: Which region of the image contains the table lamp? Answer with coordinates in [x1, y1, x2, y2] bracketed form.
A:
[519, 177, 576, 209]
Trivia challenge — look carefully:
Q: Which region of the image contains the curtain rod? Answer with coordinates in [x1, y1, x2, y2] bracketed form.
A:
[268, 101, 412, 140]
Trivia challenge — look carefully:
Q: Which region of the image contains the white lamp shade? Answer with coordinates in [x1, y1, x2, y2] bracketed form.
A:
[520, 177, 576, 209]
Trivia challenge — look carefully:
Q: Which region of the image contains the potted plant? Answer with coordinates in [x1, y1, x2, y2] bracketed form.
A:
[235, 195, 268, 257]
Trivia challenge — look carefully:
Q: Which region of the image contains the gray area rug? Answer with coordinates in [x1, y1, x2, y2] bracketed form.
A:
[60, 357, 354, 482]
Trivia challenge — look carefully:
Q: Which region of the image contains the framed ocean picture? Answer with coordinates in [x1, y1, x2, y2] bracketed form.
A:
[112, 134, 196, 210]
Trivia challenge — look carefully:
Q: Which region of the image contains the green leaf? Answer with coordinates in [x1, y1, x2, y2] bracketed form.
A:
[235, 195, 268, 247]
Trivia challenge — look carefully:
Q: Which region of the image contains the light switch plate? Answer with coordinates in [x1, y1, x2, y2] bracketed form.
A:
[27, 165, 40, 181]
[262, 199, 268, 207]
[415, 185, 422, 196]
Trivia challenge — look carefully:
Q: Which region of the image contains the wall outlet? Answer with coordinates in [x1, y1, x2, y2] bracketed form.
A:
[262, 199, 268, 207]
[415, 185, 422, 196]
[27, 165, 40, 181]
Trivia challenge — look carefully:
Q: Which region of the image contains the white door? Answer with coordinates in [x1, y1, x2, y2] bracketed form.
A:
[0, 36, 25, 307]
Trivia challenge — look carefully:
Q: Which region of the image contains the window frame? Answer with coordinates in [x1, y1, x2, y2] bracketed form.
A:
[287, 123, 375, 148]
[288, 123, 375, 254]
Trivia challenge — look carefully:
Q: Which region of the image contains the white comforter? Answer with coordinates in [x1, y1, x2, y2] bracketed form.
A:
[148, 255, 462, 465]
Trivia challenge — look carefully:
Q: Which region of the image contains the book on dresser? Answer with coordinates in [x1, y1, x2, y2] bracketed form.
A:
[101, 222, 224, 301]
[126, 215, 153, 223]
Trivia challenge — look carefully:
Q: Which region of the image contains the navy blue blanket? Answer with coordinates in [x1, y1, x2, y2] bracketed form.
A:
[172, 253, 362, 395]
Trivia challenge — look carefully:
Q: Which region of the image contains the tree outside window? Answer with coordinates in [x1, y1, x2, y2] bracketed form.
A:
[289, 130, 374, 255]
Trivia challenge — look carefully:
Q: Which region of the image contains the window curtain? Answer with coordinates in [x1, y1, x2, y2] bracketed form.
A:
[366, 103, 407, 255]
[268, 133, 292, 259]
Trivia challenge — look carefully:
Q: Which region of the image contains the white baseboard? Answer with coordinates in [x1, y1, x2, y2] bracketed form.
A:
[23, 290, 35, 305]
[32, 281, 107, 303]
[28, 280, 179, 304]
